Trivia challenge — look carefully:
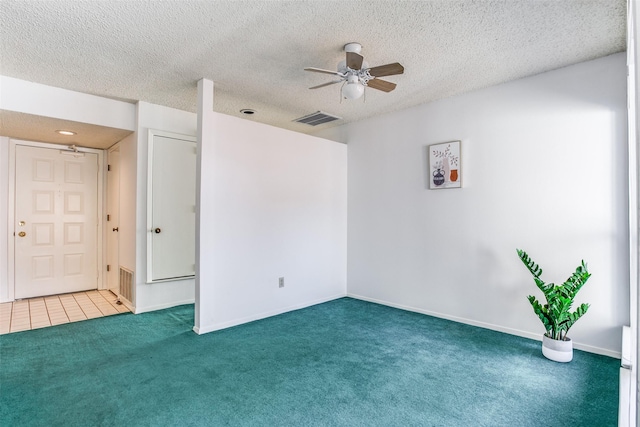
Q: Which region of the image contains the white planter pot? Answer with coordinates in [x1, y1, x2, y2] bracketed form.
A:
[542, 335, 573, 362]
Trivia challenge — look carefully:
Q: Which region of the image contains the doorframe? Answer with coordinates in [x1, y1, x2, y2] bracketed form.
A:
[106, 142, 121, 294]
[7, 139, 106, 301]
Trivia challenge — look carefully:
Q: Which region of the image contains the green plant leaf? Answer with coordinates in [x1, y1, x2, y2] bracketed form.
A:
[517, 249, 543, 278]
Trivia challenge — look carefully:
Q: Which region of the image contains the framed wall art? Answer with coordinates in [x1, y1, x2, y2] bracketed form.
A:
[429, 140, 461, 189]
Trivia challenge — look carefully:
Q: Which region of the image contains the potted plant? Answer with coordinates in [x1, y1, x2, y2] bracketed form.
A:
[516, 249, 591, 362]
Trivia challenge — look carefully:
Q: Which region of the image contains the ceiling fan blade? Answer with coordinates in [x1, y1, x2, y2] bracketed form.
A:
[309, 80, 342, 89]
[346, 52, 364, 70]
[368, 62, 405, 77]
[367, 78, 397, 92]
[304, 67, 341, 76]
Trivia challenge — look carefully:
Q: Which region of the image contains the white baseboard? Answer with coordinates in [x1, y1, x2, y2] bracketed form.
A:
[134, 298, 195, 315]
[347, 293, 621, 359]
[193, 293, 347, 335]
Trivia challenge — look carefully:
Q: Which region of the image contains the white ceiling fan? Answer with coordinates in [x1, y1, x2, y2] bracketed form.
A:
[304, 42, 404, 100]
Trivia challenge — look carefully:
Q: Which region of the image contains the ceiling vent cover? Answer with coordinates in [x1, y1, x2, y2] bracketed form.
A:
[293, 111, 342, 126]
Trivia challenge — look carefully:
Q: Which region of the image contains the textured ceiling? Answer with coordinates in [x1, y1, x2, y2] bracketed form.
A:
[0, 0, 627, 146]
[0, 111, 133, 149]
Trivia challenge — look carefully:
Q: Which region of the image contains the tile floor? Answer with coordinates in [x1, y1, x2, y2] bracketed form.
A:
[0, 290, 130, 334]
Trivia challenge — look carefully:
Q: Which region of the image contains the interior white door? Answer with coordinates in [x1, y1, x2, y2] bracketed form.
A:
[149, 134, 196, 281]
[14, 145, 99, 299]
[106, 146, 120, 294]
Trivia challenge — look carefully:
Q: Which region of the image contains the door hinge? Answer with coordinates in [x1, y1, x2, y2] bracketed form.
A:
[107, 214, 110, 221]
[108, 164, 111, 171]
[106, 265, 111, 272]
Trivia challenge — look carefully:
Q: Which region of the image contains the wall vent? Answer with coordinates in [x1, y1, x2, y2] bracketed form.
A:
[293, 111, 342, 126]
[119, 267, 134, 303]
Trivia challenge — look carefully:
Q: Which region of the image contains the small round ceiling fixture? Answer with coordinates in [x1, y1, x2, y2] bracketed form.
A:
[240, 109, 256, 115]
[344, 42, 362, 54]
[56, 130, 76, 136]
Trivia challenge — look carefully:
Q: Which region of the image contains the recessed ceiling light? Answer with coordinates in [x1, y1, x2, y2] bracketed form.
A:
[56, 130, 76, 136]
[240, 109, 256, 115]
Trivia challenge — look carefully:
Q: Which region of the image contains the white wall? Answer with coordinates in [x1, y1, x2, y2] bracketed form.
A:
[322, 53, 628, 357]
[0, 76, 135, 130]
[133, 102, 198, 313]
[196, 112, 347, 333]
[630, 1, 640, 422]
[0, 137, 9, 301]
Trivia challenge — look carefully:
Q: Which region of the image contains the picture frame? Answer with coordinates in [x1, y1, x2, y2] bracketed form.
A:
[428, 140, 461, 189]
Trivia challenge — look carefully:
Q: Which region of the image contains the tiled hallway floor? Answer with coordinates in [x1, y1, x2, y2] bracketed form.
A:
[0, 290, 130, 334]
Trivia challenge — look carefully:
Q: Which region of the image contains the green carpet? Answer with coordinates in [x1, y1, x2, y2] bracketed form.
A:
[0, 297, 619, 426]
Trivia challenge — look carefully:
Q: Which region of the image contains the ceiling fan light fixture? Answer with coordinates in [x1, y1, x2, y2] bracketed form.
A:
[342, 75, 364, 100]
[342, 82, 364, 99]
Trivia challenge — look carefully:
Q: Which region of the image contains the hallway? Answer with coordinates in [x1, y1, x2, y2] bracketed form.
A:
[0, 290, 130, 334]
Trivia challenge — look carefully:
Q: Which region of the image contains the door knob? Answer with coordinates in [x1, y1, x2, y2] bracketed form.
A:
[154, 228, 161, 234]
[18, 231, 26, 237]
[112, 227, 119, 232]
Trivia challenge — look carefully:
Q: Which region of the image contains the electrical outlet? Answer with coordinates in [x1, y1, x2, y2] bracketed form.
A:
[279, 277, 285, 288]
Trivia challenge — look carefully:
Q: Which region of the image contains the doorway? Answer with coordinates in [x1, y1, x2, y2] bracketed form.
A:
[8, 140, 104, 301]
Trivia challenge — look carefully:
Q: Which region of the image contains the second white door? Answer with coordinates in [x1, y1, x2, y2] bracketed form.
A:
[148, 133, 196, 281]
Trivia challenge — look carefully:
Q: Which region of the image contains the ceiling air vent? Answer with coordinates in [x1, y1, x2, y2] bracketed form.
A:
[293, 111, 342, 126]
